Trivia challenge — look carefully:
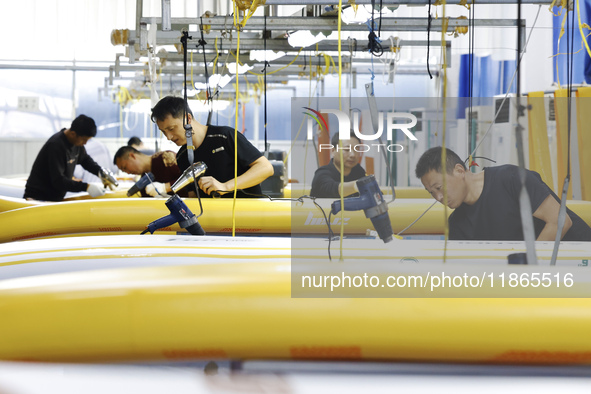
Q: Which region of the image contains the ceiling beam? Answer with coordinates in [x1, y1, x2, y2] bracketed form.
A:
[140, 16, 524, 32]
[264, 0, 549, 3]
[119, 32, 452, 66]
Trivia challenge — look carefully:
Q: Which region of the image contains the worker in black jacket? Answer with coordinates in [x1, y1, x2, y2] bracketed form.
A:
[310, 132, 366, 198]
[24, 115, 109, 201]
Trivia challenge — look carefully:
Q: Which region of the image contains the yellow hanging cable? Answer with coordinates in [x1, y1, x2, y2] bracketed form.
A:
[549, 0, 567, 17]
[231, 1, 241, 238]
[118, 86, 134, 106]
[190, 50, 195, 95]
[555, 10, 568, 87]
[441, 5, 449, 264]
[322, 52, 337, 75]
[451, 15, 469, 37]
[157, 62, 164, 147]
[555, 7, 591, 84]
[234, 0, 262, 29]
[159, 63, 163, 97]
[284, 47, 325, 176]
[337, 0, 345, 261]
[284, 50, 317, 168]
[577, 0, 591, 59]
[118, 90, 124, 139]
[233, 2, 239, 28]
[458, 0, 471, 9]
[308, 51, 335, 77]
[302, 50, 314, 189]
[116, 87, 134, 139]
[242, 74, 249, 96]
[258, 75, 265, 105]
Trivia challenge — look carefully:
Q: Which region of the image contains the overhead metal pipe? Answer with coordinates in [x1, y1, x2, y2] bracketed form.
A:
[265, 0, 547, 3]
[140, 16, 523, 31]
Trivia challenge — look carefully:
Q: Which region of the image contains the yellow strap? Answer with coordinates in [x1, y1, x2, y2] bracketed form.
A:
[233, 1, 243, 237]
[233, 0, 263, 29]
[527, 91, 554, 191]
[451, 15, 468, 37]
[549, 0, 567, 17]
[441, 2, 449, 263]
[458, 0, 471, 9]
[337, 0, 345, 261]
[575, 87, 591, 201]
[577, 0, 591, 59]
[190, 50, 195, 94]
[554, 8, 568, 87]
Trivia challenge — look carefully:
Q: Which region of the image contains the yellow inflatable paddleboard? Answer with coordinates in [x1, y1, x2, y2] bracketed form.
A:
[0, 258, 590, 364]
[1, 195, 590, 242]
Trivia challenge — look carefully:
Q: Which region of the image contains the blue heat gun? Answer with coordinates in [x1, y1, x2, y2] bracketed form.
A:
[330, 175, 394, 243]
[144, 194, 205, 235]
[127, 172, 156, 197]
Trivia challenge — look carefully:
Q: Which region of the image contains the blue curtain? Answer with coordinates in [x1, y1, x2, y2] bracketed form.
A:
[553, 2, 591, 84]
[457, 54, 516, 119]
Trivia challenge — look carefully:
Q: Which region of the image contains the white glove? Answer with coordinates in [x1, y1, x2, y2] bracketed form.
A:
[145, 182, 169, 198]
[87, 183, 106, 198]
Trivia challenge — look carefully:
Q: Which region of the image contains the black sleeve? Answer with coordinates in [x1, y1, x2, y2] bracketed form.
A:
[310, 166, 340, 198]
[234, 130, 263, 167]
[507, 167, 551, 213]
[78, 147, 102, 177]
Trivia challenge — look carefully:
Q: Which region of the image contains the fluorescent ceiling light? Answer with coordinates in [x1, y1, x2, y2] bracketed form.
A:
[341, 5, 373, 24]
[249, 50, 286, 62]
[184, 88, 199, 96]
[209, 74, 235, 88]
[287, 30, 328, 48]
[194, 74, 235, 90]
[226, 62, 254, 75]
[341, 5, 397, 25]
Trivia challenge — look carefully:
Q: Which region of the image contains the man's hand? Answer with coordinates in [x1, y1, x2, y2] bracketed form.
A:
[145, 182, 169, 198]
[198, 176, 227, 196]
[87, 183, 106, 198]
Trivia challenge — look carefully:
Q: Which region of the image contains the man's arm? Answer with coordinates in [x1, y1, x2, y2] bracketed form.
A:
[78, 148, 102, 177]
[533, 195, 572, 241]
[198, 156, 274, 195]
[310, 168, 359, 198]
[337, 181, 359, 197]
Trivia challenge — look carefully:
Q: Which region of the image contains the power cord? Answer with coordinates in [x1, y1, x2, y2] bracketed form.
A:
[230, 189, 338, 260]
